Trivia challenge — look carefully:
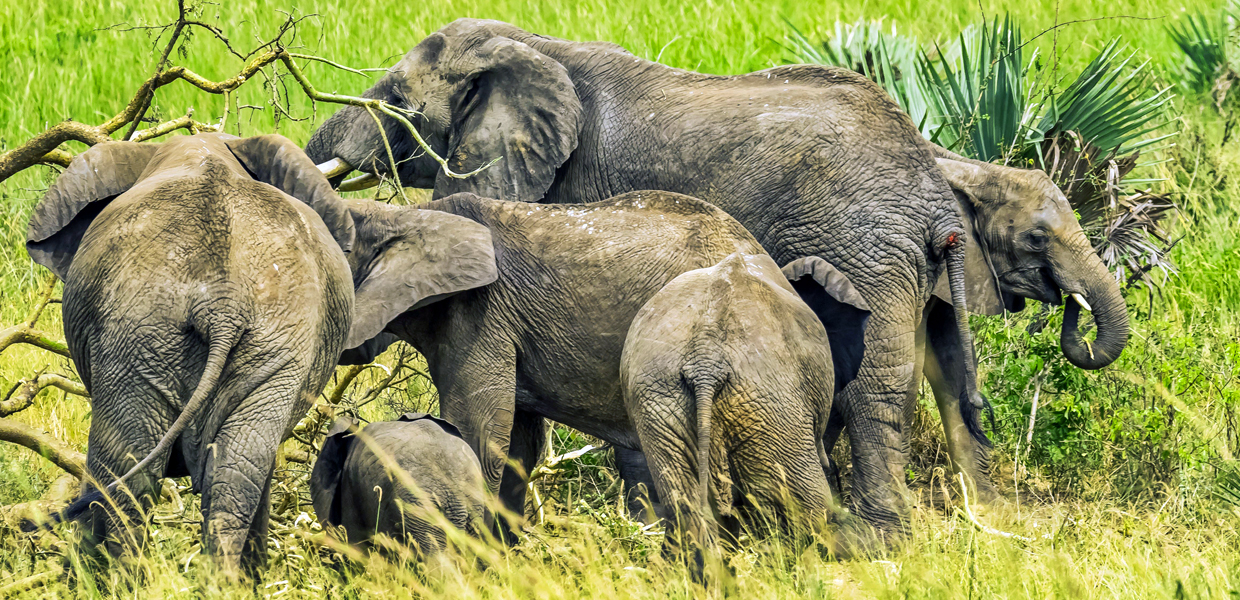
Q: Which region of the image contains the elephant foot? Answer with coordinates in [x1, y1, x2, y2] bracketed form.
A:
[824, 511, 890, 560]
[624, 483, 670, 525]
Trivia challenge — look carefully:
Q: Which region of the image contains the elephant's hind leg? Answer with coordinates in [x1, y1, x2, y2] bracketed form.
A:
[629, 383, 719, 561]
[199, 364, 301, 576]
[78, 357, 182, 561]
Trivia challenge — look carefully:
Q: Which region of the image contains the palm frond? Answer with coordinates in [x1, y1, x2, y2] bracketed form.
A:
[917, 15, 1027, 162]
[1166, 10, 1231, 95]
[782, 18, 932, 135]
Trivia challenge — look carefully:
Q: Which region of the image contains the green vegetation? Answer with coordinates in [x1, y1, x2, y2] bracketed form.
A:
[2, 1, 1239, 597]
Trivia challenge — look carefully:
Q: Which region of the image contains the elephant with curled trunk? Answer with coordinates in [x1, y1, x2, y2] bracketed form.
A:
[332, 191, 869, 539]
[23, 133, 358, 573]
[306, 18, 990, 534]
[886, 149, 1130, 503]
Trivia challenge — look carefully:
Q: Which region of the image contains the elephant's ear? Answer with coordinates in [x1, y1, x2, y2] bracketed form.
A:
[310, 417, 359, 526]
[396, 412, 464, 439]
[26, 142, 158, 279]
[338, 332, 400, 366]
[434, 35, 582, 202]
[783, 257, 872, 392]
[932, 158, 1005, 316]
[346, 199, 498, 350]
[224, 134, 356, 252]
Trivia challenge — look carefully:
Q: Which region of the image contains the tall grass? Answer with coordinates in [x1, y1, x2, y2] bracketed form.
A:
[2, 1, 1239, 598]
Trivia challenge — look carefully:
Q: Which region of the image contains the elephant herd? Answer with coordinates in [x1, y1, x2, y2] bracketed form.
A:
[25, 19, 1129, 576]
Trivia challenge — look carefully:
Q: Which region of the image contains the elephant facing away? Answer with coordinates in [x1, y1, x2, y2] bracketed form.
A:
[335, 191, 868, 535]
[621, 252, 870, 558]
[310, 414, 490, 556]
[305, 18, 988, 534]
[23, 133, 359, 573]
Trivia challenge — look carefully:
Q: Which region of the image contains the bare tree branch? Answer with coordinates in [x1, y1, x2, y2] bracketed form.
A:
[1, 373, 89, 418]
[0, 13, 497, 184]
[0, 418, 86, 480]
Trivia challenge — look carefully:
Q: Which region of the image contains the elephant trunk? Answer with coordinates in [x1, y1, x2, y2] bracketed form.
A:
[1059, 242, 1129, 370]
[947, 241, 985, 409]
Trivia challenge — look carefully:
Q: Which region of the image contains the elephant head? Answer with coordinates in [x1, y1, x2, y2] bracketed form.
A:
[27, 134, 357, 280]
[338, 193, 499, 355]
[933, 153, 1130, 370]
[304, 20, 583, 202]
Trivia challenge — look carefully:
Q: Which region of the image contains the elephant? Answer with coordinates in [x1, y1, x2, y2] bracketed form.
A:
[879, 150, 1131, 503]
[23, 133, 360, 573]
[304, 18, 992, 534]
[333, 190, 867, 536]
[620, 251, 869, 559]
[310, 413, 490, 555]
[304, 19, 1130, 530]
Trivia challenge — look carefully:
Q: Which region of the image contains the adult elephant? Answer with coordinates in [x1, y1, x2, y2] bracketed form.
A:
[24, 133, 494, 575]
[334, 191, 869, 540]
[25, 134, 358, 573]
[891, 149, 1130, 502]
[304, 19, 1125, 532]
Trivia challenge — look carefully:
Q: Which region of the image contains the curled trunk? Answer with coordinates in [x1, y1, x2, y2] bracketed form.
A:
[1059, 243, 1129, 369]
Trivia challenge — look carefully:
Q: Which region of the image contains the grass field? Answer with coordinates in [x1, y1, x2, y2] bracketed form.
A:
[2, 0, 1239, 597]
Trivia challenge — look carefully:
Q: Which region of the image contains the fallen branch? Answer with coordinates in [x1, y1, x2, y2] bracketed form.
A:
[528, 444, 600, 483]
[0, 274, 69, 359]
[1, 373, 89, 417]
[0, 418, 86, 480]
[0, 571, 58, 596]
[954, 472, 1045, 543]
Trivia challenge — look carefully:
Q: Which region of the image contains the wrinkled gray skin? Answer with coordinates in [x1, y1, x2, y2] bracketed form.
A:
[24, 134, 356, 574]
[310, 414, 489, 555]
[336, 191, 869, 536]
[882, 150, 1131, 503]
[306, 19, 991, 533]
[621, 252, 870, 557]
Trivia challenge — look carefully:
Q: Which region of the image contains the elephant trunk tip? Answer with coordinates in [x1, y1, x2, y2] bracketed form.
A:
[1060, 291, 1129, 370]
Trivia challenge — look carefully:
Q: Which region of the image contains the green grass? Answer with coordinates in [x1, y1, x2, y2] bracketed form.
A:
[2, 1, 1240, 598]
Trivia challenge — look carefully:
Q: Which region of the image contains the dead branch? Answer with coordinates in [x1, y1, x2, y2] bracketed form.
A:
[0, 418, 86, 480]
[130, 109, 218, 142]
[0, 327, 71, 359]
[0, 9, 495, 184]
[0, 274, 69, 359]
[1, 373, 89, 418]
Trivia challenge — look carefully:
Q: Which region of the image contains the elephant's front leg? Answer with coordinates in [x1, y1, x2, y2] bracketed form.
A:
[615, 447, 666, 524]
[434, 339, 519, 523]
[838, 309, 918, 537]
[495, 409, 546, 538]
[924, 299, 998, 503]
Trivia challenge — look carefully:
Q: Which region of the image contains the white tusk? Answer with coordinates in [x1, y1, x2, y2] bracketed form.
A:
[1071, 293, 1092, 312]
[315, 158, 353, 178]
[337, 173, 380, 192]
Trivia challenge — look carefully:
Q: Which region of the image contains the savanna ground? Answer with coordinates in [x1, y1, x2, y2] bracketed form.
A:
[2, 0, 1239, 597]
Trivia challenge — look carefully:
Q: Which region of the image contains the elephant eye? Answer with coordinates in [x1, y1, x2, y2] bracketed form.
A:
[1027, 229, 1049, 251]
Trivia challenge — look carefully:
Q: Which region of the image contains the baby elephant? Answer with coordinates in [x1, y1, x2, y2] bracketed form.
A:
[311, 413, 490, 556]
[621, 252, 870, 556]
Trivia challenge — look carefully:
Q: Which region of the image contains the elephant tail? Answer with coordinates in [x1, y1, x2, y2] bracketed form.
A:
[29, 321, 244, 530]
[687, 372, 725, 525]
[959, 392, 995, 449]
